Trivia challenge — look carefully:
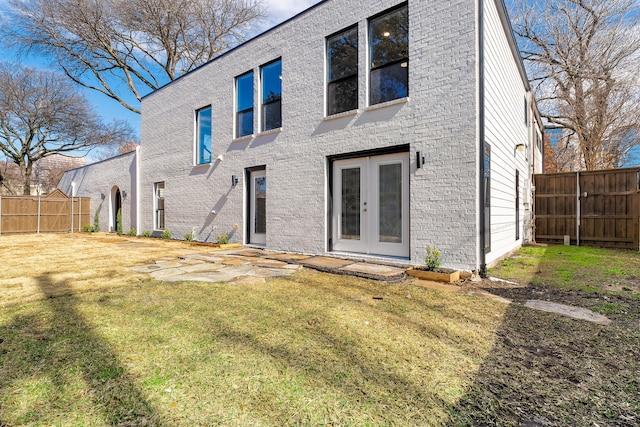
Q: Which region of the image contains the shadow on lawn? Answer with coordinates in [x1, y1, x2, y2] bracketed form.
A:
[446, 302, 640, 426]
[0, 273, 163, 426]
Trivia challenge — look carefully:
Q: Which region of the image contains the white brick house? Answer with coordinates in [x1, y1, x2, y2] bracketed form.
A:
[60, 0, 543, 273]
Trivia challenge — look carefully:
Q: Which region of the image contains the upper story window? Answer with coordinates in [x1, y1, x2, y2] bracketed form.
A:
[261, 59, 282, 131]
[196, 106, 212, 164]
[327, 26, 358, 116]
[236, 71, 254, 138]
[369, 4, 409, 105]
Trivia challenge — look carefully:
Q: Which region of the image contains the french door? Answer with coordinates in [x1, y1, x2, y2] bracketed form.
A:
[249, 169, 266, 245]
[332, 152, 409, 257]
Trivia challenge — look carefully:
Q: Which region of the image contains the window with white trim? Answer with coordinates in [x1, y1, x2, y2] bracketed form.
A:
[196, 106, 212, 164]
[154, 182, 165, 230]
[236, 71, 254, 138]
[327, 26, 358, 115]
[369, 4, 409, 105]
[261, 59, 282, 131]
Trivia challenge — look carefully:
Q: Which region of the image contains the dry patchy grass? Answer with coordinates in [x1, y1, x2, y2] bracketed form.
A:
[0, 233, 506, 426]
[0, 233, 205, 307]
[1, 235, 638, 426]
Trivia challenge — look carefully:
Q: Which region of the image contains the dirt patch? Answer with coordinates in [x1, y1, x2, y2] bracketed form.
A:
[461, 278, 640, 330]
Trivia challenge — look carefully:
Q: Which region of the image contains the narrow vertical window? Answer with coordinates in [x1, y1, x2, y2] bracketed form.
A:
[236, 71, 254, 138]
[196, 106, 212, 164]
[515, 170, 520, 240]
[369, 4, 409, 105]
[484, 143, 491, 252]
[261, 59, 282, 131]
[327, 26, 358, 115]
[154, 182, 165, 230]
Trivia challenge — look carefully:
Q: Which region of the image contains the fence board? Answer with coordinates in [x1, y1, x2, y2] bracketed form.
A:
[535, 168, 640, 249]
[0, 192, 90, 235]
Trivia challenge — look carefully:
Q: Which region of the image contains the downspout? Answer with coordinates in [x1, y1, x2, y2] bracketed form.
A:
[478, 0, 487, 277]
[135, 145, 141, 235]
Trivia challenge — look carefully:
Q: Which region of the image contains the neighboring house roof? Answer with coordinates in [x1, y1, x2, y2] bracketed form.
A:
[0, 155, 86, 195]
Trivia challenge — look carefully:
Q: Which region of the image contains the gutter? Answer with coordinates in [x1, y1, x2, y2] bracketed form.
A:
[478, 0, 488, 277]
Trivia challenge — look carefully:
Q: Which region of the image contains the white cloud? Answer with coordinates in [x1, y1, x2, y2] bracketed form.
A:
[262, 0, 323, 26]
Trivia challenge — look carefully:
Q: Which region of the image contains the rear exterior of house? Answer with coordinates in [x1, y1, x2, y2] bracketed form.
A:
[61, 0, 543, 272]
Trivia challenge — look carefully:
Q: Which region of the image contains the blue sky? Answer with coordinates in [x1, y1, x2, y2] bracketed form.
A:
[87, 0, 323, 138]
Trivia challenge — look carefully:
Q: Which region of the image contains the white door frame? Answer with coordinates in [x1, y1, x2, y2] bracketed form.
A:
[332, 152, 409, 257]
[248, 169, 266, 245]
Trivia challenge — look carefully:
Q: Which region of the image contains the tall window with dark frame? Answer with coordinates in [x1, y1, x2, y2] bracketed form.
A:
[154, 182, 165, 230]
[369, 4, 409, 105]
[261, 59, 282, 131]
[515, 170, 520, 240]
[327, 26, 358, 116]
[236, 71, 254, 138]
[196, 106, 212, 164]
[484, 143, 491, 252]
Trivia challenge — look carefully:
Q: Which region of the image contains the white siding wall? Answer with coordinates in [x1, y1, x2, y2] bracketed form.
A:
[59, 151, 138, 234]
[483, 0, 531, 265]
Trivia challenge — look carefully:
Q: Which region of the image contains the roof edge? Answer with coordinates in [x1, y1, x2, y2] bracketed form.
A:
[142, 0, 331, 101]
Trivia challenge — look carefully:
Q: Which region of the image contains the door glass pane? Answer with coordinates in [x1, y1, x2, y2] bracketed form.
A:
[341, 167, 361, 240]
[379, 163, 402, 243]
[254, 176, 266, 234]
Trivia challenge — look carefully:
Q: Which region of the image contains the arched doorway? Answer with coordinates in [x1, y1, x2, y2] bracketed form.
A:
[110, 186, 122, 233]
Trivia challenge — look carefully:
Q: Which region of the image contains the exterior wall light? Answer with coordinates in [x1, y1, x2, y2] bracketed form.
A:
[514, 143, 525, 156]
[232, 175, 239, 187]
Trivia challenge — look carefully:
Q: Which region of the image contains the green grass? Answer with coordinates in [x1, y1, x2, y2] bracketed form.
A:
[490, 244, 640, 299]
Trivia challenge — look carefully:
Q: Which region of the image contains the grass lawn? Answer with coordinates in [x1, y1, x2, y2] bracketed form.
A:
[1, 235, 639, 426]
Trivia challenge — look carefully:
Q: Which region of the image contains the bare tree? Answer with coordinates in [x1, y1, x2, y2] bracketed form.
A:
[1, 0, 265, 114]
[544, 127, 581, 173]
[0, 62, 133, 195]
[512, 0, 640, 170]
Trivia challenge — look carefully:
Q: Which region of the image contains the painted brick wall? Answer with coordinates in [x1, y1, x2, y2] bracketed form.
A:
[59, 151, 138, 234]
[140, 0, 480, 269]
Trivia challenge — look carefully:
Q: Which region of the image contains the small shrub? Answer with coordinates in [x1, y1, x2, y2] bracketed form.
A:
[116, 209, 123, 235]
[161, 229, 172, 240]
[425, 245, 441, 271]
[216, 233, 229, 244]
[127, 228, 137, 236]
[82, 224, 92, 232]
[184, 232, 194, 242]
[142, 230, 152, 238]
[93, 211, 100, 232]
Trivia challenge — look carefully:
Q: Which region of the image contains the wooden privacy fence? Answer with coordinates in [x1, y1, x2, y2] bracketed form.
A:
[534, 168, 640, 249]
[0, 189, 90, 235]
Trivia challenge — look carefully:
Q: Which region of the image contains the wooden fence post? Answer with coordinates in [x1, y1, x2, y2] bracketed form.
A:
[576, 172, 580, 247]
[37, 195, 41, 234]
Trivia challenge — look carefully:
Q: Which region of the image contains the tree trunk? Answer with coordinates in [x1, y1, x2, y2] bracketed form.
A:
[20, 161, 32, 195]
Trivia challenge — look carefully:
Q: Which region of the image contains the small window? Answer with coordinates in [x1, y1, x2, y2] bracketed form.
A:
[196, 106, 212, 164]
[261, 59, 282, 131]
[327, 26, 358, 115]
[369, 4, 409, 105]
[154, 182, 165, 230]
[236, 71, 254, 138]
